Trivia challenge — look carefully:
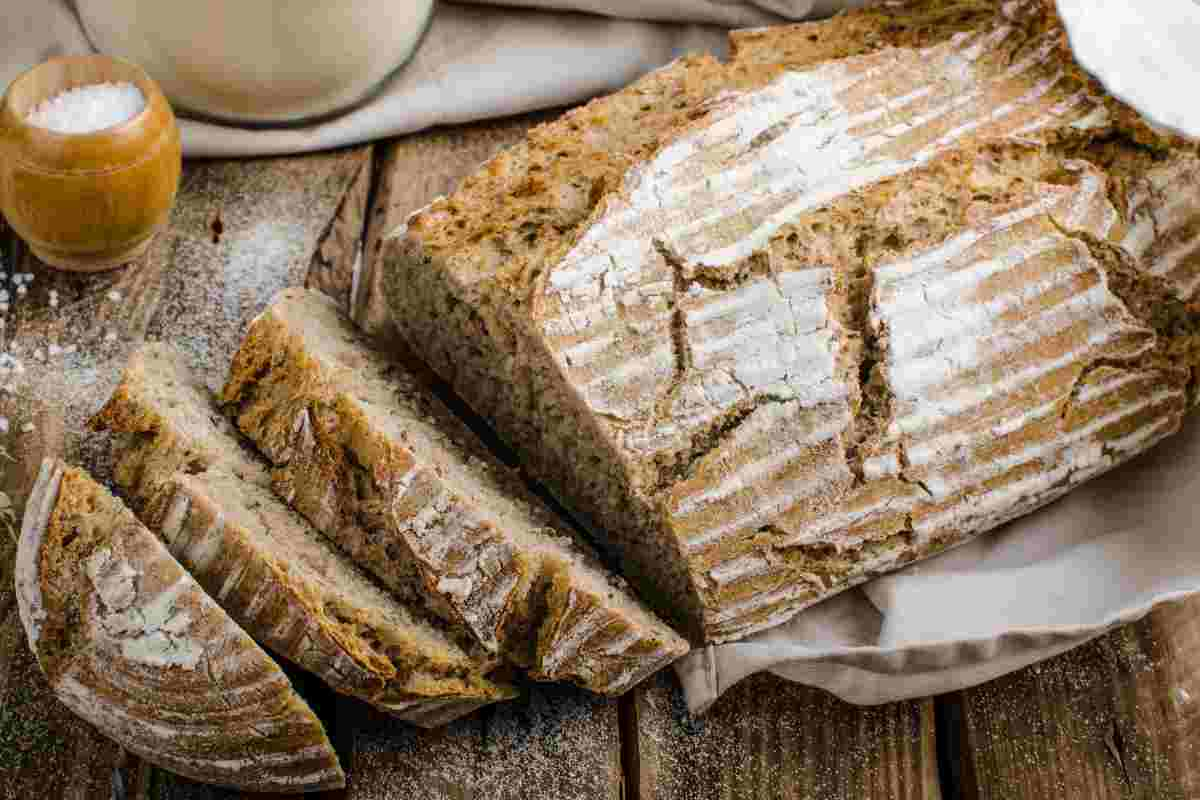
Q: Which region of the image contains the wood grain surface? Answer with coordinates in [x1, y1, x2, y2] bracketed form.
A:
[627, 673, 941, 800]
[941, 604, 1200, 800]
[338, 684, 622, 800]
[308, 145, 374, 310]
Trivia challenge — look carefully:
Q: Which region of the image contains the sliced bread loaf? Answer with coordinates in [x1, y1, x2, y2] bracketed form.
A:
[220, 288, 689, 695]
[89, 343, 515, 727]
[15, 460, 345, 792]
[380, 0, 1200, 641]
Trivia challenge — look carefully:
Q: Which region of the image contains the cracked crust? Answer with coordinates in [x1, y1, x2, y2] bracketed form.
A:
[89, 343, 517, 726]
[382, 0, 1200, 642]
[15, 460, 345, 792]
[220, 289, 688, 694]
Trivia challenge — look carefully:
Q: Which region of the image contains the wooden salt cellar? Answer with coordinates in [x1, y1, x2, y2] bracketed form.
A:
[0, 55, 181, 272]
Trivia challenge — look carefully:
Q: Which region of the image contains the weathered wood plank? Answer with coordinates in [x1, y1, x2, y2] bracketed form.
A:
[943, 605, 1200, 800]
[143, 148, 370, 389]
[339, 684, 622, 800]
[308, 146, 374, 311]
[353, 111, 558, 334]
[1132, 600, 1200, 797]
[629, 672, 941, 800]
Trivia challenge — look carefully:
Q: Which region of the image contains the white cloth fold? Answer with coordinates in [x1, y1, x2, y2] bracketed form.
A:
[4, 0, 1200, 713]
[181, 5, 730, 157]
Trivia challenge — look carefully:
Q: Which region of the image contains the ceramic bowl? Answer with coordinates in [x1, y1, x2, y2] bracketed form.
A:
[0, 55, 182, 272]
[76, 0, 436, 127]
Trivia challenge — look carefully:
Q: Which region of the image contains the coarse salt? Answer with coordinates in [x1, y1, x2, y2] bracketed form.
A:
[26, 82, 147, 134]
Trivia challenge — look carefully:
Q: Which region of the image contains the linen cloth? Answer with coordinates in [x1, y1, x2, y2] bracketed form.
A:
[4, 0, 1199, 713]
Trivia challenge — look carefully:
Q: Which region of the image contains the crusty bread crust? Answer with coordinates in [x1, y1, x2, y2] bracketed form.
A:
[90, 343, 517, 726]
[383, 0, 1200, 643]
[221, 289, 688, 694]
[16, 460, 345, 792]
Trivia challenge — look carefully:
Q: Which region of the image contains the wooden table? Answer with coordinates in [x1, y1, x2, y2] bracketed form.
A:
[2, 112, 1199, 800]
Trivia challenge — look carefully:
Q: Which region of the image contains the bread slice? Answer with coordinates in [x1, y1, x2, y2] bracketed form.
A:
[89, 343, 516, 727]
[380, 0, 1200, 642]
[220, 288, 688, 695]
[14, 460, 344, 792]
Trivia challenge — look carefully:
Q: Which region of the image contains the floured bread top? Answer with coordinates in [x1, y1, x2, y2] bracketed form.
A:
[538, 2, 1110, 475]
[397, 0, 1200, 642]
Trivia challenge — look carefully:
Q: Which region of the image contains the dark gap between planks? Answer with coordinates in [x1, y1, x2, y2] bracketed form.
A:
[353, 146, 383, 317]
[617, 692, 643, 800]
[934, 693, 973, 800]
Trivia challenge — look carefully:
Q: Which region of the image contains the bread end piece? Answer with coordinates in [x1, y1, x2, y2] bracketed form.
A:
[16, 459, 345, 792]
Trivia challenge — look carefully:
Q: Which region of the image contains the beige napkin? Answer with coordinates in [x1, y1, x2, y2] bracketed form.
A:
[3, 1, 750, 157]
[6, 0, 1200, 714]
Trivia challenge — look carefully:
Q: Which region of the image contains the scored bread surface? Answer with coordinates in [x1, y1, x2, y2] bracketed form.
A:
[220, 289, 689, 695]
[381, 0, 1200, 642]
[89, 343, 516, 727]
[15, 460, 345, 792]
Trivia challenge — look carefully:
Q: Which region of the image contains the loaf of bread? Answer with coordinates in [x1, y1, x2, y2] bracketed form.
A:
[381, 0, 1200, 642]
[220, 289, 688, 694]
[15, 460, 344, 792]
[90, 344, 516, 727]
